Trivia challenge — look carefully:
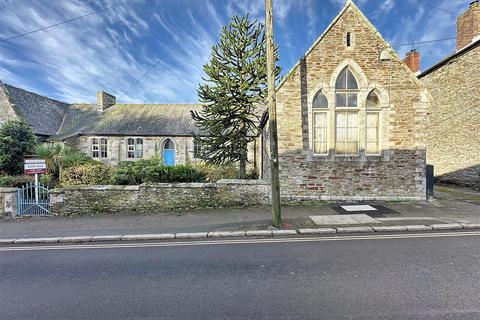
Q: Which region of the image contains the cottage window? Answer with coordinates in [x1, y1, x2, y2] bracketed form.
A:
[335, 67, 359, 155]
[127, 138, 143, 159]
[193, 140, 202, 158]
[92, 138, 108, 158]
[135, 138, 143, 158]
[92, 138, 99, 158]
[366, 90, 380, 155]
[312, 91, 328, 155]
[100, 138, 108, 158]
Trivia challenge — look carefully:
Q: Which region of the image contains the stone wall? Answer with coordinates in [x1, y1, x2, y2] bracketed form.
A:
[0, 83, 19, 127]
[420, 45, 480, 189]
[0, 188, 17, 217]
[65, 135, 199, 166]
[267, 3, 428, 200]
[66, 135, 260, 171]
[50, 180, 270, 216]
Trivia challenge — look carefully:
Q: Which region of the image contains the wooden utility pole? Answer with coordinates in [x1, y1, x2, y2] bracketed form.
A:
[265, 0, 282, 227]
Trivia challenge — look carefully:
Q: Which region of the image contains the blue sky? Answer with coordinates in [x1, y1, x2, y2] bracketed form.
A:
[0, 0, 469, 103]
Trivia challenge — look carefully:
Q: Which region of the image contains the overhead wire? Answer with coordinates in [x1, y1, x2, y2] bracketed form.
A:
[392, 37, 457, 47]
[411, 0, 460, 15]
[0, 0, 130, 43]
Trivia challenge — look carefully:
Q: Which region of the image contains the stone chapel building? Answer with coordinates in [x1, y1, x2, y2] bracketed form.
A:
[259, 0, 431, 201]
[1, 0, 440, 201]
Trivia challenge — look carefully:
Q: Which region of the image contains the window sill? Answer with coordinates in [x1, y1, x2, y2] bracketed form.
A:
[309, 152, 389, 162]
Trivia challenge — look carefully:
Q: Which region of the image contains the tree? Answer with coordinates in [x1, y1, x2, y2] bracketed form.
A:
[34, 143, 89, 182]
[191, 14, 280, 179]
[0, 120, 37, 175]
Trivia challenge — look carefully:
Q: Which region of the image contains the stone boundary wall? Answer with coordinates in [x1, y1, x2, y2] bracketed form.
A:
[50, 180, 271, 216]
[0, 188, 17, 217]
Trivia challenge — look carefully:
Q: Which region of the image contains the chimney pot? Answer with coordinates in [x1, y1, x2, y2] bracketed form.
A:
[457, 0, 480, 50]
[403, 49, 420, 75]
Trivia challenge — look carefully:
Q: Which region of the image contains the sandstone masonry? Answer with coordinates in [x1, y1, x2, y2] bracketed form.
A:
[261, 1, 430, 200]
[50, 180, 270, 216]
[420, 43, 480, 189]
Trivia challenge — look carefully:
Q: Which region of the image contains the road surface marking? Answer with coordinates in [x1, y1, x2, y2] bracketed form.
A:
[1, 231, 480, 252]
[341, 205, 377, 211]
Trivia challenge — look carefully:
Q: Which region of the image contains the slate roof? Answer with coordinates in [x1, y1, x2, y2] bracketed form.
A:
[418, 39, 480, 78]
[2, 83, 69, 136]
[55, 103, 205, 139]
[1, 81, 265, 140]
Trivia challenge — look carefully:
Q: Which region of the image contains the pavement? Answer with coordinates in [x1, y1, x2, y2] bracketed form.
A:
[1, 232, 480, 319]
[1, 184, 480, 244]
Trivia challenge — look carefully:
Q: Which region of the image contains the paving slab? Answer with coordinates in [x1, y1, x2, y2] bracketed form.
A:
[310, 214, 381, 226]
[298, 228, 336, 235]
[121, 234, 175, 241]
[336, 226, 374, 233]
[207, 231, 246, 238]
[175, 232, 208, 239]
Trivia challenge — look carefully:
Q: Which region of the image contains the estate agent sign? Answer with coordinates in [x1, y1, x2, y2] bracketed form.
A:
[24, 159, 47, 175]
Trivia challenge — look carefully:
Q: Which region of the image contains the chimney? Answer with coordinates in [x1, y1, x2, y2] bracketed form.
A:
[96, 91, 116, 112]
[457, 0, 480, 51]
[403, 49, 420, 75]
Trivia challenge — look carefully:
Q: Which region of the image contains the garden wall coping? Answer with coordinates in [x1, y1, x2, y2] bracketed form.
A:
[51, 180, 270, 192]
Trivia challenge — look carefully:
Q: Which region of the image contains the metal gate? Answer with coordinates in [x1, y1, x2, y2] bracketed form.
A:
[17, 182, 51, 216]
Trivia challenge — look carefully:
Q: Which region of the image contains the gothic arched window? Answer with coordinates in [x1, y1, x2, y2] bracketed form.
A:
[312, 91, 328, 155]
[335, 67, 359, 155]
[366, 90, 381, 155]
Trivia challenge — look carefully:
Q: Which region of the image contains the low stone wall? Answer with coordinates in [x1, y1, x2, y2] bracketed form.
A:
[50, 180, 271, 216]
[0, 188, 17, 217]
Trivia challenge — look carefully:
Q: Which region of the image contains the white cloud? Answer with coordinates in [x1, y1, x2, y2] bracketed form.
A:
[0, 0, 216, 103]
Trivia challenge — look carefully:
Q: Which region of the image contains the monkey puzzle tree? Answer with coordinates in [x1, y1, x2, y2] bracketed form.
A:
[191, 14, 280, 178]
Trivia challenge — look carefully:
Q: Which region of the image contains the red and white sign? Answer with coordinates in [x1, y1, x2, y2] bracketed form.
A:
[24, 159, 48, 175]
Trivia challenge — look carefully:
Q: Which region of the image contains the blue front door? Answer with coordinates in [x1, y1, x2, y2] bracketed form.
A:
[164, 149, 175, 166]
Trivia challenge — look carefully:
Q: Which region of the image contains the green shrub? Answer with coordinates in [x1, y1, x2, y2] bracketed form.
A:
[193, 162, 238, 182]
[61, 162, 114, 186]
[0, 120, 37, 175]
[0, 175, 34, 188]
[111, 161, 143, 185]
[111, 158, 206, 185]
[35, 143, 91, 182]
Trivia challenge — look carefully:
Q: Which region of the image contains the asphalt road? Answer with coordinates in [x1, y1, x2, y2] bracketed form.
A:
[1, 232, 480, 320]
